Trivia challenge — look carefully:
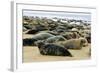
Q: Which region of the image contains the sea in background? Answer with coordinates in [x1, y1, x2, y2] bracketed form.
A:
[23, 10, 91, 22]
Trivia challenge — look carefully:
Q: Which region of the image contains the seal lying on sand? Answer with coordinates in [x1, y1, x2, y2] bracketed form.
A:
[23, 38, 37, 46]
[45, 35, 66, 43]
[36, 41, 72, 57]
[23, 32, 55, 46]
[56, 37, 88, 50]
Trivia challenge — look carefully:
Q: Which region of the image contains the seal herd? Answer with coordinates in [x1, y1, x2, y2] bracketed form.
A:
[23, 16, 91, 57]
